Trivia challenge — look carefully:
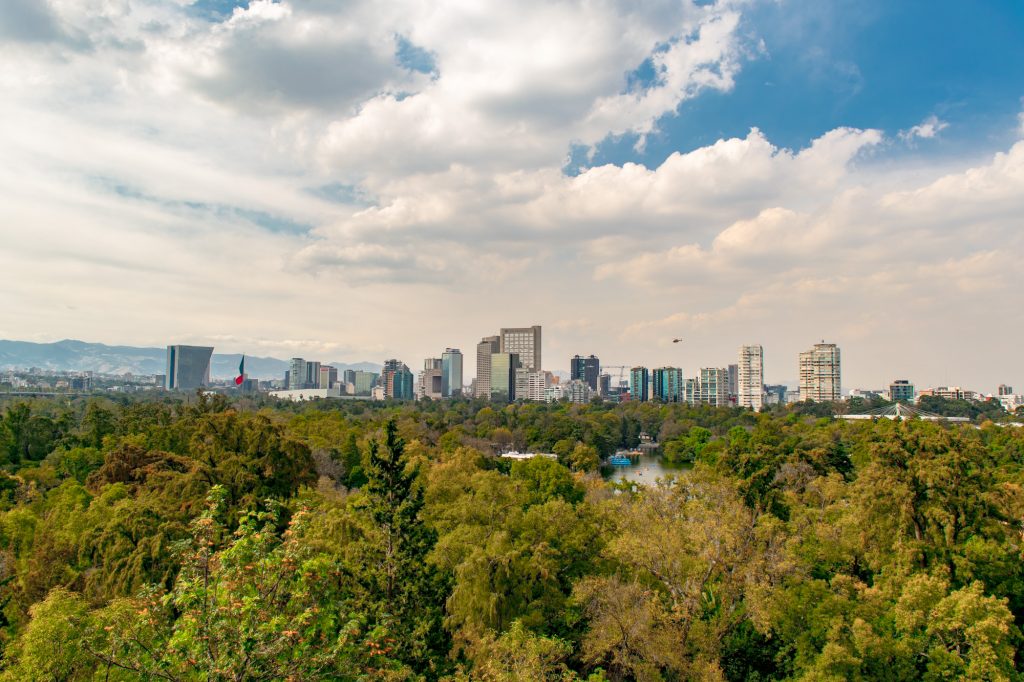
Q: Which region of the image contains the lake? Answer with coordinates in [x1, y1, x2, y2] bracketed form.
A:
[602, 453, 691, 486]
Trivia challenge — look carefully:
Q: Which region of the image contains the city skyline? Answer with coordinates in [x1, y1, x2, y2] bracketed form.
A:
[1, 2, 1022, 392]
[0, 331, 1018, 396]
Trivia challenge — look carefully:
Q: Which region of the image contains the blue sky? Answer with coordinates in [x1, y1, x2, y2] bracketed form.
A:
[0, 0, 1023, 390]
[577, 0, 1024, 171]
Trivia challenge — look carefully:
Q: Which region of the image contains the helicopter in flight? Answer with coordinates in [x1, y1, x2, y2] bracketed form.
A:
[672, 338, 683, 343]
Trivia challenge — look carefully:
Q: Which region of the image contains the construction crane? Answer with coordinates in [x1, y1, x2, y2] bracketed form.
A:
[601, 365, 631, 390]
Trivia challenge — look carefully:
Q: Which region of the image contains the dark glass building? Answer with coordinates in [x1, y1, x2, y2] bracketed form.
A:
[570, 354, 600, 391]
[630, 367, 649, 402]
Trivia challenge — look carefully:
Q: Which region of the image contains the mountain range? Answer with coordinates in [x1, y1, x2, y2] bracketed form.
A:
[0, 339, 381, 380]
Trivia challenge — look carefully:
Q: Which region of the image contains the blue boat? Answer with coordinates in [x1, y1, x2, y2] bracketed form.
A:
[609, 454, 632, 466]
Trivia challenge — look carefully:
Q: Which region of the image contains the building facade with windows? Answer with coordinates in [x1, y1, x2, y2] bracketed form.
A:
[570, 355, 600, 391]
[441, 348, 463, 397]
[890, 379, 915, 403]
[651, 367, 683, 403]
[630, 367, 649, 402]
[382, 360, 414, 400]
[698, 367, 730, 407]
[799, 342, 842, 402]
[500, 326, 541, 371]
[738, 345, 764, 411]
[489, 352, 521, 402]
[475, 336, 501, 398]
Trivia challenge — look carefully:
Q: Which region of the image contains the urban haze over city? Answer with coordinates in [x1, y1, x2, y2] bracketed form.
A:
[2, 1, 1023, 397]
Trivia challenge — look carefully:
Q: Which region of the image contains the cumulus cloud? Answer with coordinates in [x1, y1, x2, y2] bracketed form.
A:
[1, 0, 1022, 389]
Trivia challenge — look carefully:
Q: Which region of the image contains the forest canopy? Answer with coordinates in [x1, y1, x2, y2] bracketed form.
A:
[0, 392, 1022, 680]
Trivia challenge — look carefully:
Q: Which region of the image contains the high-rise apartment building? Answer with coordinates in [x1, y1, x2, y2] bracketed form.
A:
[630, 367, 649, 402]
[500, 325, 542, 371]
[998, 384, 1014, 396]
[738, 345, 764, 411]
[651, 367, 683, 403]
[489, 352, 521, 402]
[526, 370, 553, 402]
[475, 335, 501, 398]
[698, 368, 729, 407]
[441, 348, 464, 397]
[166, 345, 214, 390]
[890, 379, 915, 403]
[685, 377, 698, 404]
[727, 364, 739, 402]
[570, 355, 600, 391]
[799, 342, 842, 402]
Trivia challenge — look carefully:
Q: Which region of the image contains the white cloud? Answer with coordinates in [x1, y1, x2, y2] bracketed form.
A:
[898, 115, 949, 142]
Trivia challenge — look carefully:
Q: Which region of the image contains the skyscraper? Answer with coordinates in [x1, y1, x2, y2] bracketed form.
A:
[651, 367, 683, 403]
[382, 359, 414, 400]
[500, 325, 541, 371]
[799, 342, 841, 402]
[630, 367, 649, 402]
[288, 358, 307, 389]
[319, 365, 338, 389]
[570, 354, 600, 391]
[441, 348, 463, 397]
[305, 361, 322, 388]
[738, 345, 764, 411]
[166, 345, 214, 390]
[475, 335, 501, 398]
[489, 352, 520, 402]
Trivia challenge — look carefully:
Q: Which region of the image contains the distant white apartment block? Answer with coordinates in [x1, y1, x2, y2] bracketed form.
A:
[799, 342, 841, 402]
[738, 345, 764, 411]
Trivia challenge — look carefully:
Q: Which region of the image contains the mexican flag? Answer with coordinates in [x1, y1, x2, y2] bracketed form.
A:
[235, 356, 245, 385]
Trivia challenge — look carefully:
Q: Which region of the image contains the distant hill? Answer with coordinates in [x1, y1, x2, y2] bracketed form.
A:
[0, 339, 381, 380]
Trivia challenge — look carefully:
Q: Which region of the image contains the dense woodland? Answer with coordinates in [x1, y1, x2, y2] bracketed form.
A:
[0, 392, 1022, 680]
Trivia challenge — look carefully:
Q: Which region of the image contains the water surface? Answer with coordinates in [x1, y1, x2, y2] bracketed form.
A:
[603, 453, 691, 486]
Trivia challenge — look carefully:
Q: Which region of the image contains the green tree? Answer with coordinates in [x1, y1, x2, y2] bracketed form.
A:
[0, 587, 94, 681]
[79, 401, 117, 449]
[351, 420, 449, 675]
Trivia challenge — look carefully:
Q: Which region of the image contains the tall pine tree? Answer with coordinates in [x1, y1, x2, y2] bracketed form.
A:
[356, 420, 450, 676]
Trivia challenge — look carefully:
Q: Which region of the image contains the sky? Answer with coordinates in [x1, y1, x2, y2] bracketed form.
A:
[1, 0, 1022, 391]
